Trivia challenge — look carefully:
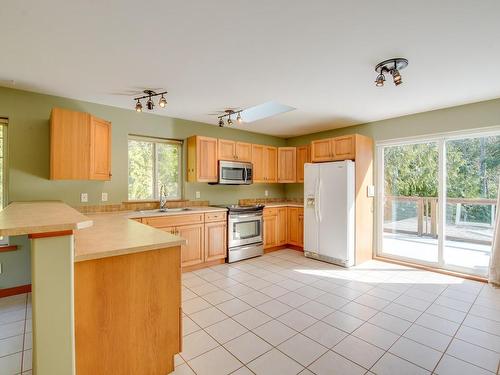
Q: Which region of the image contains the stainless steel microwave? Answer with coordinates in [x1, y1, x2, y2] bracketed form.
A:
[218, 161, 253, 185]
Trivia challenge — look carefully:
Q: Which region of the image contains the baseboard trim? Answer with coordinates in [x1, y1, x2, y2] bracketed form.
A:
[0, 284, 32, 298]
[264, 244, 303, 253]
[374, 256, 487, 283]
[182, 259, 225, 273]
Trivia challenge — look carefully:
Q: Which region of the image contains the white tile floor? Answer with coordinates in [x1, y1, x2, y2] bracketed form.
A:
[175, 249, 500, 375]
[2, 249, 500, 375]
[0, 293, 31, 374]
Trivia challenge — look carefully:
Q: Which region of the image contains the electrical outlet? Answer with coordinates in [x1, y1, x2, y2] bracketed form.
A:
[264, 190, 269, 197]
[80, 193, 88, 203]
[367, 185, 375, 197]
[101, 192, 108, 202]
[195, 191, 201, 199]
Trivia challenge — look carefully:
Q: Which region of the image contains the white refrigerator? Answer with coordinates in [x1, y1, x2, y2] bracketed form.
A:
[304, 160, 355, 267]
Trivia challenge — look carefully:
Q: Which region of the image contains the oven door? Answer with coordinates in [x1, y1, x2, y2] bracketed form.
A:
[219, 161, 252, 185]
[228, 213, 263, 247]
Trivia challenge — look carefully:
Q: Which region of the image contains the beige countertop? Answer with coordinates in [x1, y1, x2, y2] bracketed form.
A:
[127, 206, 227, 219]
[0, 201, 93, 236]
[74, 211, 186, 262]
[263, 202, 304, 208]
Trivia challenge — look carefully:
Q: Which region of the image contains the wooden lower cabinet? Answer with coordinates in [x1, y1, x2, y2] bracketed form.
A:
[177, 224, 204, 267]
[204, 221, 227, 261]
[75, 246, 181, 375]
[277, 207, 288, 245]
[264, 206, 303, 249]
[263, 213, 278, 249]
[141, 211, 228, 269]
[287, 207, 304, 246]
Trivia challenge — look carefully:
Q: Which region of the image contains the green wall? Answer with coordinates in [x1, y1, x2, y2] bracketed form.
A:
[285, 97, 500, 198]
[0, 86, 286, 288]
[1, 85, 499, 289]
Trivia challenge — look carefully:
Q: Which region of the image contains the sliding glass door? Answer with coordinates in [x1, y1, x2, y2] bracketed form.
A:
[377, 130, 500, 277]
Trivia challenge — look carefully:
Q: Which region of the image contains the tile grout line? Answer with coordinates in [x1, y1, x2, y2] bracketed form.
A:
[182, 252, 494, 374]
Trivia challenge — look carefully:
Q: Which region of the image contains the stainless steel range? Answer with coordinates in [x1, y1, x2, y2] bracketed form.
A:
[216, 204, 264, 263]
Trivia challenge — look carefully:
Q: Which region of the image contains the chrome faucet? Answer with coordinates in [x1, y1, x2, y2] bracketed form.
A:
[159, 184, 168, 212]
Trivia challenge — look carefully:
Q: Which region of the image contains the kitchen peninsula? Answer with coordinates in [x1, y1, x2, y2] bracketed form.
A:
[0, 201, 186, 375]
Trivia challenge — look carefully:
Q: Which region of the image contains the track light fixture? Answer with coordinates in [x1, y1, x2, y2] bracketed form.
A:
[374, 58, 408, 87]
[217, 109, 243, 127]
[133, 89, 168, 112]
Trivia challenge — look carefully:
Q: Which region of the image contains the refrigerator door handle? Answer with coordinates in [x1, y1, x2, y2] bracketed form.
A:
[317, 177, 322, 222]
[314, 176, 321, 223]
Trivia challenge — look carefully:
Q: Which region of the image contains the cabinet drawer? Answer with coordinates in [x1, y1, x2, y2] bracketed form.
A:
[142, 213, 204, 228]
[204, 211, 227, 222]
[263, 208, 278, 217]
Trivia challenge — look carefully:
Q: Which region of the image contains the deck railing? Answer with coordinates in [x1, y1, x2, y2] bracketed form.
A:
[384, 195, 497, 244]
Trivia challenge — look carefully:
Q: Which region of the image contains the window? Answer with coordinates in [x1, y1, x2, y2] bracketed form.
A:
[0, 118, 7, 208]
[0, 118, 8, 245]
[376, 128, 500, 276]
[128, 136, 182, 201]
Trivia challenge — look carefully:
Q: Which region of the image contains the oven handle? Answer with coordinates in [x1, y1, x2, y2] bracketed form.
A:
[229, 214, 263, 219]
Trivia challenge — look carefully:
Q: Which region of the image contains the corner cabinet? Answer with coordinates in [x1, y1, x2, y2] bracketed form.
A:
[187, 136, 218, 183]
[50, 107, 112, 180]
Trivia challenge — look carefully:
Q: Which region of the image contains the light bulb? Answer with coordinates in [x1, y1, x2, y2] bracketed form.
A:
[391, 69, 402, 86]
[236, 112, 242, 123]
[159, 95, 167, 108]
[375, 73, 385, 87]
[218, 118, 224, 127]
[135, 100, 143, 112]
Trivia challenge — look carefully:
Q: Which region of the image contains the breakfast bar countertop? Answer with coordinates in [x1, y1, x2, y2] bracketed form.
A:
[74, 211, 186, 262]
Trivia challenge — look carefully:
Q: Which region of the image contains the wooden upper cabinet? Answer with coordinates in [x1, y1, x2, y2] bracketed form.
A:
[89, 116, 112, 180]
[218, 139, 236, 161]
[296, 145, 311, 183]
[251, 144, 265, 183]
[311, 135, 356, 162]
[264, 146, 277, 183]
[50, 108, 111, 180]
[187, 136, 218, 183]
[333, 135, 355, 160]
[278, 147, 297, 183]
[235, 142, 252, 162]
[218, 139, 252, 162]
[311, 138, 333, 162]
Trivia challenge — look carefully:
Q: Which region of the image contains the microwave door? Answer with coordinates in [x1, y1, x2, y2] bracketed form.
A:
[220, 166, 245, 184]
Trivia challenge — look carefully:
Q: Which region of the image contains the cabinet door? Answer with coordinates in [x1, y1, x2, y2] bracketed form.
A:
[263, 215, 277, 249]
[235, 142, 252, 162]
[278, 147, 297, 183]
[251, 144, 265, 183]
[89, 116, 112, 180]
[333, 135, 355, 160]
[298, 211, 304, 247]
[196, 136, 218, 182]
[287, 207, 299, 245]
[204, 221, 227, 262]
[277, 207, 288, 245]
[296, 145, 310, 183]
[311, 139, 333, 162]
[264, 146, 278, 183]
[177, 224, 204, 267]
[218, 139, 236, 161]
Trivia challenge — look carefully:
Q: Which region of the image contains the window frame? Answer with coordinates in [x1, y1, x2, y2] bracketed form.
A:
[0, 118, 9, 245]
[127, 135, 183, 201]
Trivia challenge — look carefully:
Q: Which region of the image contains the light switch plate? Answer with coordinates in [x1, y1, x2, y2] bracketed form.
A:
[80, 193, 88, 203]
[265, 190, 269, 197]
[195, 191, 201, 199]
[367, 185, 375, 197]
[101, 192, 108, 202]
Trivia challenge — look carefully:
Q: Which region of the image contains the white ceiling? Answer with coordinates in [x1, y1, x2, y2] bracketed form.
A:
[2, 1, 500, 137]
